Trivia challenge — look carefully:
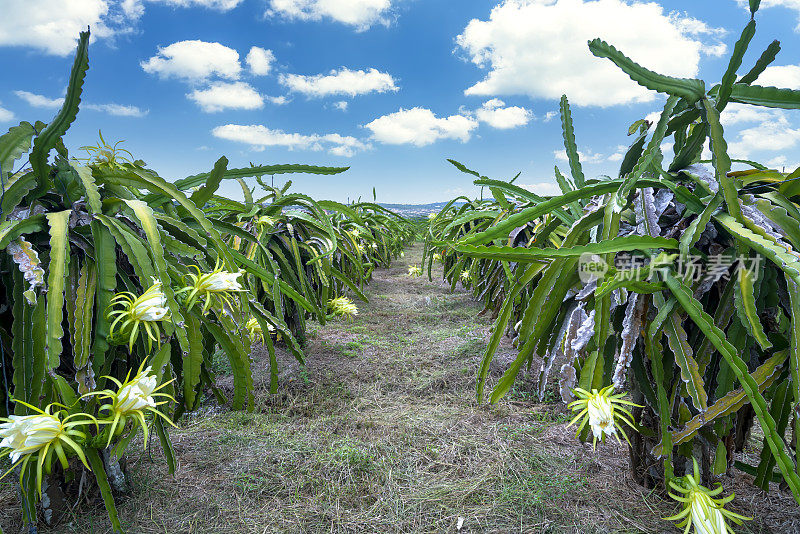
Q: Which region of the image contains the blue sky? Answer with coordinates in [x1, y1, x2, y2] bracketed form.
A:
[3, 0, 800, 203]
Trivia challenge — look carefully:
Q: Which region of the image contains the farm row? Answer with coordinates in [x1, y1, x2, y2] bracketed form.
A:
[423, 2, 800, 531]
[0, 31, 415, 531]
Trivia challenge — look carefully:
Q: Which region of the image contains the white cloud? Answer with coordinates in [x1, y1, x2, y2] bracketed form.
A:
[212, 124, 369, 156]
[727, 117, 800, 159]
[719, 103, 774, 127]
[148, 0, 242, 7]
[0, 104, 15, 123]
[554, 148, 605, 164]
[141, 40, 241, 82]
[266, 0, 392, 30]
[669, 13, 725, 36]
[334, 101, 349, 111]
[84, 103, 148, 117]
[701, 143, 712, 161]
[122, 0, 146, 17]
[267, 95, 290, 105]
[519, 182, 561, 196]
[0, 0, 121, 56]
[188, 81, 264, 112]
[327, 135, 367, 156]
[765, 156, 800, 171]
[474, 98, 532, 129]
[735, 0, 800, 31]
[456, 0, 726, 107]
[645, 110, 661, 123]
[717, 104, 800, 160]
[280, 67, 397, 98]
[14, 91, 64, 109]
[607, 145, 628, 162]
[14, 91, 145, 117]
[758, 65, 800, 89]
[364, 107, 478, 146]
[2, 0, 247, 57]
[608, 141, 673, 163]
[543, 111, 558, 122]
[246, 47, 275, 76]
[123, 0, 243, 19]
[767, 155, 788, 167]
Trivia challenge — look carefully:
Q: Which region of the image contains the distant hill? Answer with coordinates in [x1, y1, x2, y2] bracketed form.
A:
[378, 202, 465, 216]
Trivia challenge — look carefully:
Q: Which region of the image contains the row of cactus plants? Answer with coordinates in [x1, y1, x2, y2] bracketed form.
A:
[426, 2, 800, 530]
[0, 30, 413, 532]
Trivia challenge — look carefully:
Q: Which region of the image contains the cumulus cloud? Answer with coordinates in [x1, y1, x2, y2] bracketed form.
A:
[474, 99, 532, 129]
[735, 0, 800, 31]
[280, 68, 398, 98]
[334, 101, 349, 111]
[122, 0, 243, 19]
[644, 110, 662, 124]
[188, 81, 264, 112]
[246, 46, 276, 76]
[718, 104, 800, 160]
[141, 40, 241, 81]
[609, 140, 677, 164]
[84, 103, 148, 117]
[15, 90, 146, 117]
[768, 155, 788, 167]
[212, 124, 369, 156]
[731, 122, 800, 156]
[766, 155, 800, 170]
[144, 0, 242, 8]
[456, 0, 726, 107]
[266, 0, 392, 30]
[543, 111, 559, 122]
[175, 0, 241, 5]
[720, 103, 774, 127]
[121, 0, 145, 17]
[14, 91, 64, 109]
[364, 108, 478, 146]
[554, 148, 605, 164]
[267, 95, 290, 105]
[0, 0, 120, 56]
[758, 64, 800, 89]
[607, 145, 629, 162]
[727, 115, 800, 159]
[0, 104, 15, 123]
[701, 143, 712, 161]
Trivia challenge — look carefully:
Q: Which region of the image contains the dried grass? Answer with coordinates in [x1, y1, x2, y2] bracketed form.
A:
[2, 244, 798, 533]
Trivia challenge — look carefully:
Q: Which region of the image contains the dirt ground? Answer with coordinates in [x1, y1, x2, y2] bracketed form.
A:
[2, 243, 799, 533]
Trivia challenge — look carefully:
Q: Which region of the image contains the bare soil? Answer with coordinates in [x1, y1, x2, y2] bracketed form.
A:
[2, 243, 799, 533]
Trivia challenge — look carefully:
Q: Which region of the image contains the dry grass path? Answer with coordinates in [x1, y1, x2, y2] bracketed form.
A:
[3, 243, 795, 533]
